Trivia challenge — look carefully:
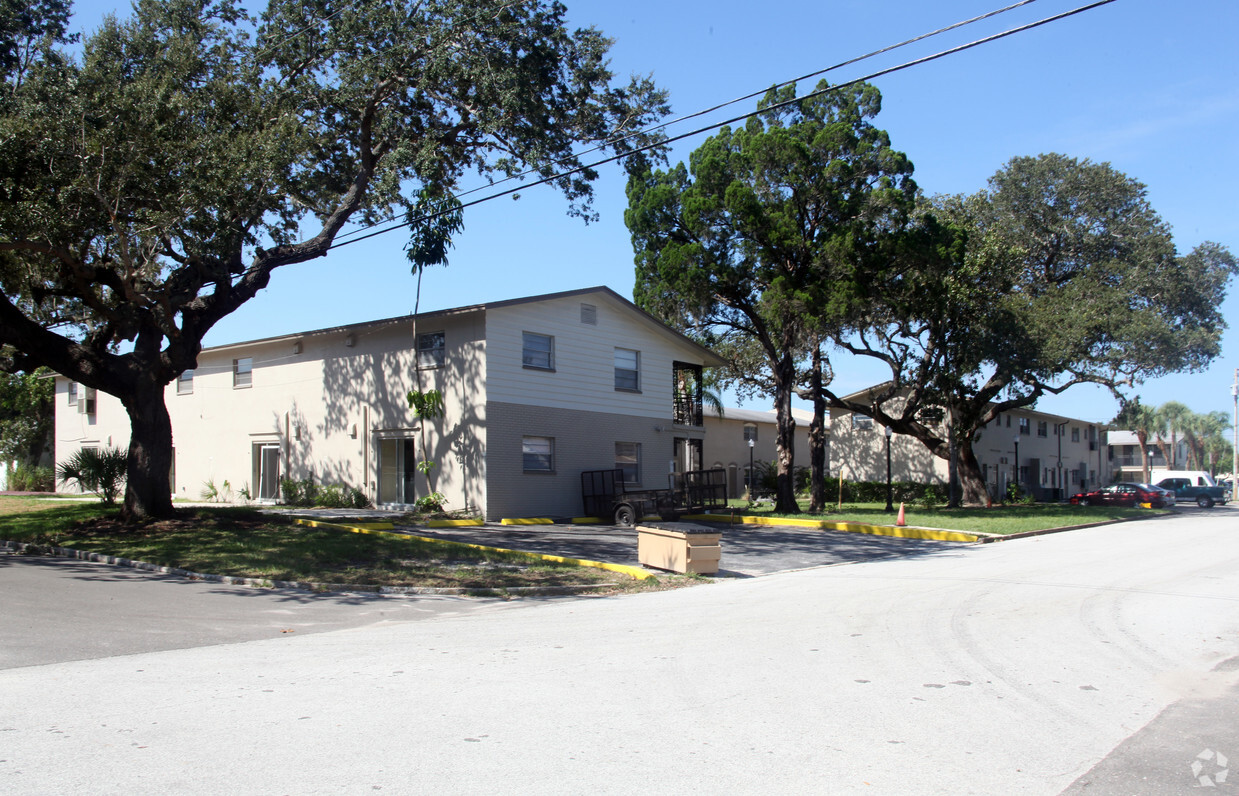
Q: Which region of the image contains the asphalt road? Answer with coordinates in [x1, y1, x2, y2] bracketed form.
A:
[0, 551, 529, 670]
[2, 510, 1237, 794]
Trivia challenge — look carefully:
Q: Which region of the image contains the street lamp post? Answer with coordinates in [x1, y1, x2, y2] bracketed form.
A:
[884, 425, 894, 512]
[1013, 434, 1021, 498]
[747, 437, 755, 500]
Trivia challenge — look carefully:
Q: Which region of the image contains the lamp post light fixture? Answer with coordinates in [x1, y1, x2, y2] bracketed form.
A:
[747, 437, 755, 499]
[884, 424, 895, 512]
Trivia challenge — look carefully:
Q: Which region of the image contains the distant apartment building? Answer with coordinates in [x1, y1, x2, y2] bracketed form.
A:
[829, 384, 1105, 500]
[702, 406, 820, 498]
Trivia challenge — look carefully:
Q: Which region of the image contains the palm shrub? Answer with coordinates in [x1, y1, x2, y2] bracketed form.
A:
[57, 447, 128, 504]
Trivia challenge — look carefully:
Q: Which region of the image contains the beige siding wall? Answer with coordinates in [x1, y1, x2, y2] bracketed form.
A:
[829, 411, 948, 485]
[484, 292, 707, 419]
[486, 400, 698, 519]
[54, 377, 128, 493]
[54, 311, 489, 512]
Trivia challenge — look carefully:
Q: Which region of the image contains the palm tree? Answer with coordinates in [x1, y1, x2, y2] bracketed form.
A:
[1184, 410, 1229, 472]
[1115, 400, 1158, 482]
[1154, 401, 1192, 472]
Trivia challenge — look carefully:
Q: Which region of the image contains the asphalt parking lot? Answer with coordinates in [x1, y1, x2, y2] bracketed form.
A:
[388, 519, 969, 576]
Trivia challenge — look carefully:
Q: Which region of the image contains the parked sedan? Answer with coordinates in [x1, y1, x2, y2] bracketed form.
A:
[1069, 482, 1175, 508]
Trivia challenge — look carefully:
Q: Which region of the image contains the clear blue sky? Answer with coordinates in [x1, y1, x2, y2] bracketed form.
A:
[72, 0, 1239, 425]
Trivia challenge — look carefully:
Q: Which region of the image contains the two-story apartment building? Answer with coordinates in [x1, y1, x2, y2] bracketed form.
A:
[1104, 430, 1189, 482]
[54, 287, 726, 520]
[829, 384, 1106, 501]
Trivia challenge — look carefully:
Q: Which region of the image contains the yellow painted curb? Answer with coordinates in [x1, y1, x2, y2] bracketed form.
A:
[346, 522, 394, 530]
[426, 519, 485, 528]
[683, 513, 981, 543]
[500, 517, 554, 525]
[294, 519, 654, 580]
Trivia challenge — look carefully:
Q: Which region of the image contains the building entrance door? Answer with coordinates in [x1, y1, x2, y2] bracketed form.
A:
[252, 443, 281, 501]
[378, 438, 418, 504]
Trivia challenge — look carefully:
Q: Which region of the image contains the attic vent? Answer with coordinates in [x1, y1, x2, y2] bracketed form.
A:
[580, 303, 597, 325]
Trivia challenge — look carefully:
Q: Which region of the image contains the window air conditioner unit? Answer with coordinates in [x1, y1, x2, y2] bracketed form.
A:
[78, 386, 97, 415]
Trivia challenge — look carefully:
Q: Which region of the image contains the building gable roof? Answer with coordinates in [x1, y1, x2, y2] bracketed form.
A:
[200, 286, 726, 367]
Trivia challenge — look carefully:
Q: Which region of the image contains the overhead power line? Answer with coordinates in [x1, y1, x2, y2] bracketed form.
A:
[327, 0, 1117, 254]
[330, 0, 1043, 247]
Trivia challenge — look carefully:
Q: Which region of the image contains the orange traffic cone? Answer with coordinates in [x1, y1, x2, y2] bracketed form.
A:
[896, 502, 906, 527]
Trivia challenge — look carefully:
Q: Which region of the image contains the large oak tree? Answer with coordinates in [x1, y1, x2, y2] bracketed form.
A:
[0, 0, 667, 519]
[625, 80, 916, 512]
[827, 155, 1237, 504]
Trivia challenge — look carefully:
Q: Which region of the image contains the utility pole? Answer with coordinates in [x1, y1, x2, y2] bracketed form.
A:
[1232, 368, 1237, 503]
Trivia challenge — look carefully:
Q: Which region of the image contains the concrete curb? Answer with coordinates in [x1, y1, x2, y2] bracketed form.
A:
[684, 513, 985, 543]
[294, 518, 655, 581]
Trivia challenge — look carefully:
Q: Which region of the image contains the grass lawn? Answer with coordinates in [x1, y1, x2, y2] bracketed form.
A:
[719, 500, 1167, 535]
[0, 497, 688, 594]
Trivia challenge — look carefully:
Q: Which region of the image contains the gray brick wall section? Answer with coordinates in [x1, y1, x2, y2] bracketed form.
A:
[485, 401, 704, 520]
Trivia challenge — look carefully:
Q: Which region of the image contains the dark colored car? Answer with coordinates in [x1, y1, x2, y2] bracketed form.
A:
[1069, 482, 1174, 508]
[1155, 477, 1226, 508]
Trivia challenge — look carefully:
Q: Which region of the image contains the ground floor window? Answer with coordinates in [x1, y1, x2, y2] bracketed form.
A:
[378, 438, 418, 503]
[523, 436, 554, 472]
[615, 442, 640, 485]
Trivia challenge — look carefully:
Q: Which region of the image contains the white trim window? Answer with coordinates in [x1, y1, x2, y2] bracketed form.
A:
[177, 370, 194, 395]
[743, 424, 758, 443]
[614, 348, 640, 391]
[1018, 417, 1030, 435]
[67, 382, 78, 406]
[615, 442, 640, 485]
[418, 331, 445, 369]
[233, 357, 253, 388]
[522, 436, 554, 472]
[522, 332, 554, 370]
[1036, 420, 1048, 437]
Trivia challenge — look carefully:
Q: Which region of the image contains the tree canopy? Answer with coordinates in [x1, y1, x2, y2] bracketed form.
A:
[826, 154, 1236, 503]
[625, 80, 916, 512]
[0, 0, 668, 518]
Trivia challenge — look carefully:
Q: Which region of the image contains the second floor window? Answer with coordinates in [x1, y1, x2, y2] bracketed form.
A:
[177, 370, 194, 395]
[1019, 417, 1030, 435]
[234, 357, 253, 388]
[743, 424, 758, 443]
[1071, 427, 1080, 442]
[614, 348, 639, 391]
[1037, 420, 1048, 437]
[522, 332, 554, 370]
[418, 331, 445, 369]
[67, 381, 78, 406]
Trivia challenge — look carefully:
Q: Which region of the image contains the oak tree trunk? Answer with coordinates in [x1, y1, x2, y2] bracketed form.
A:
[121, 379, 176, 520]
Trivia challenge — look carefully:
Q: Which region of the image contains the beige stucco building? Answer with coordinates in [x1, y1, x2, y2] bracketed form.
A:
[829, 385, 1106, 501]
[702, 406, 819, 498]
[54, 287, 726, 520]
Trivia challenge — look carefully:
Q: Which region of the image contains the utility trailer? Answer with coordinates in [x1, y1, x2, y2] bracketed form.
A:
[580, 467, 728, 527]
